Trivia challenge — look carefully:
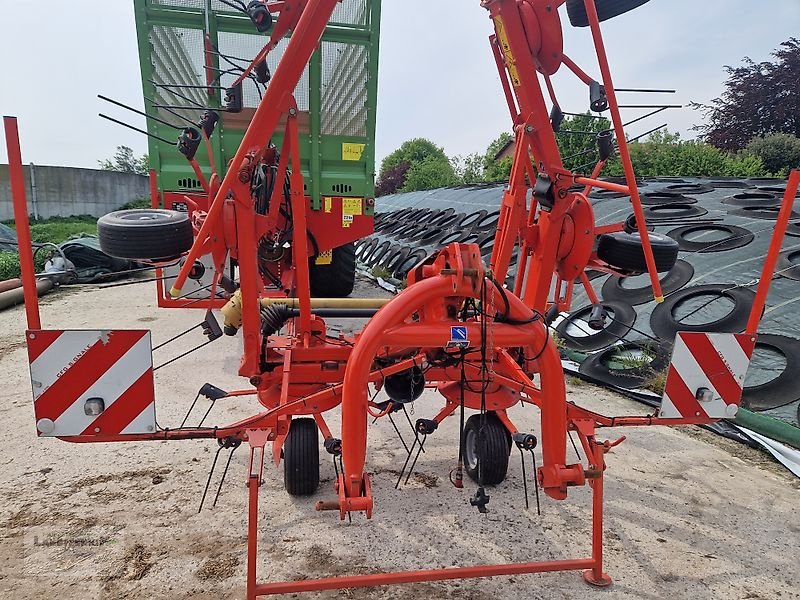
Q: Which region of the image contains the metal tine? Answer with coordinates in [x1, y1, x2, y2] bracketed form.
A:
[98, 94, 183, 130]
[150, 80, 208, 108]
[98, 114, 175, 145]
[198, 443, 224, 513]
[615, 88, 676, 93]
[617, 104, 683, 109]
[212, 444, 240, 507]
[148, 83, 226, 91]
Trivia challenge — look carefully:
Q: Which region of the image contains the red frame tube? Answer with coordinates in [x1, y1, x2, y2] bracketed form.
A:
[746, 170, 800, 334]
[4, 116, 40, 330]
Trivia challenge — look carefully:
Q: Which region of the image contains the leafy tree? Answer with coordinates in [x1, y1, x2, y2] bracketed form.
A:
[99, 145, 149, 176]
[375, 161, 410, 196]
[479, 115, 612, 182]
[451, 153, 484, 184]
[556, 112, 612, 172]
[603, 130, 766, 177]
[482, 132, 513, 182]
[376, 138, 456, 194]
[746, 133, 800, 175]
[692, 38, 800, 152]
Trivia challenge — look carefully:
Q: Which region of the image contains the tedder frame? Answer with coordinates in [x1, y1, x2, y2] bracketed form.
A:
[7, 0, 800, 597]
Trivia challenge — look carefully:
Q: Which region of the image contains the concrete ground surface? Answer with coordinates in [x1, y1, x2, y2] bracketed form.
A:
[0, 277, 798, 600]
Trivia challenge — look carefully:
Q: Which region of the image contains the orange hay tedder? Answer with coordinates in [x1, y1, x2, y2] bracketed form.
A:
[6, 0, 800, 597]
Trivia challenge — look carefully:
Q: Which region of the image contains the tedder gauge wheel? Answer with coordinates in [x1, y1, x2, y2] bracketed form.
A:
[283, 418, 320, 496]
[97, 209, 193, 260]
[309, 241, 356, 297]
[597, 231, 679, 274]
[462, 413, 512, 486]
[566, 0, 651, 27]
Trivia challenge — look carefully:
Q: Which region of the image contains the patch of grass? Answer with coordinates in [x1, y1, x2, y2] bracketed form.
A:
[551, 332, 566, 352]
[0, 251, 46, 280]
[642, 367, 668, 394]
[0, 215, 98, 279]
[616, 348, 655, 370]
[567, 376, 584, 387]
[118, 196, 151, 210]
[4, 215, 98, 245]
[370, 265, 392, 279]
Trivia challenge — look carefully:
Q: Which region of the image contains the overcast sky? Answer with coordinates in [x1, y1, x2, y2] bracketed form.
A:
[1, 0, 798, 170]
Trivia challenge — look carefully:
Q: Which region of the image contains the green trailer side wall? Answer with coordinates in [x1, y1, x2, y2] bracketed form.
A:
[134, 0, 380, 210]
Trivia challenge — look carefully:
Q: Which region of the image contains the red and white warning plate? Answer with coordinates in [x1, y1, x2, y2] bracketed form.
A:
[26, 330, 156, 438]
[660, 331, 756, 420]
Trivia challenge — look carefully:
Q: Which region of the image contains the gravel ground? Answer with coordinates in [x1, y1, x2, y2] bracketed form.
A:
[0, 277, 798, 600]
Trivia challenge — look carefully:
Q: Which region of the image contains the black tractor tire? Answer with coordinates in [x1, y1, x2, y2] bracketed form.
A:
[97, 209, 193, 260]
[602, 259, 694, 306]
[578, 340, 672, 390]
[649, 284, 755, 340]
[742, 334, 800, 412]
[566, 0, 651, 27]
[666, 224, 754, 253]
[597, 231, 678, 273]
[555, 300, 637, 352]
[283, 418, 320, 496]
[309, 242, 356, 297]
[462, 413, 511, 486]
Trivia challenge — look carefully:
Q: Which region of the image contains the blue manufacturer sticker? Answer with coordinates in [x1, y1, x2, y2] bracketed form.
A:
[451, 326, 467, 341]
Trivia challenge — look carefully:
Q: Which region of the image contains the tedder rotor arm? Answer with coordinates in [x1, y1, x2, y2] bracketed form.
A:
[483, 0, 665, 309]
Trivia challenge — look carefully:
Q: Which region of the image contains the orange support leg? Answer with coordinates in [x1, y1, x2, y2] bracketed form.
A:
[746, 169, 800, 334]
[3, 116, 40, 330]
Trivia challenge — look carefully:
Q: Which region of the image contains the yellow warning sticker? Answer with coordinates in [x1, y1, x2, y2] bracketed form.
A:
[324, 197, 333, 213]
[315, 249, 333, 265]
[342, 143, 366, 161]
[342, 197, 363, 216]
[493, 16, 521, 87]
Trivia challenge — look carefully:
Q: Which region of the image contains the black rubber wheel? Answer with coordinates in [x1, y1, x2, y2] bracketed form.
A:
[428, 208, 455, 226]
[597, 231, 679, 273]
[309, 242, 355, 297]
[642, 203, 708, 221]
[730, 206, 800, 221]
[649, 284, 755, 340]
[432, 212, 462, 230]
[474, 211, 501, 232]
[640, 192, 697, 206]
[757, 186, 788, 194]
[386, 247, 412, 274]
[555, 300, 637, 351]
[742, 334, 800, 411]
[356, 238, 377, 261]
[664, 183, 713, 195]
[666, 224, 754, 253]
[785, 223, 800, 239]
[364, 240, 391, 266]
[579, 340, 671, 389]
[776, 249, 800, 281]
[415, 228, 445, 246]
[602, 259, 694, 306]
[377, 247, 404, 269]
[98, 209, 193, 260]
[590, 188, 628, 200]
[462, 413, 511, 486]
[624, 213, 655, 233]
[710, 180, 752, 189]
[457, 210, 488, 232]
[721, 192, 779, 207]
[566, 0, 651, 27]
[395, 249, 429, 278]
[284, 418, 320, 496]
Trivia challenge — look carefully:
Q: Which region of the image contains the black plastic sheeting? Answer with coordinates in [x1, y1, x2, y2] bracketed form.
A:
[367, 177, 800, 429]
[0, 223, 17, 252]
